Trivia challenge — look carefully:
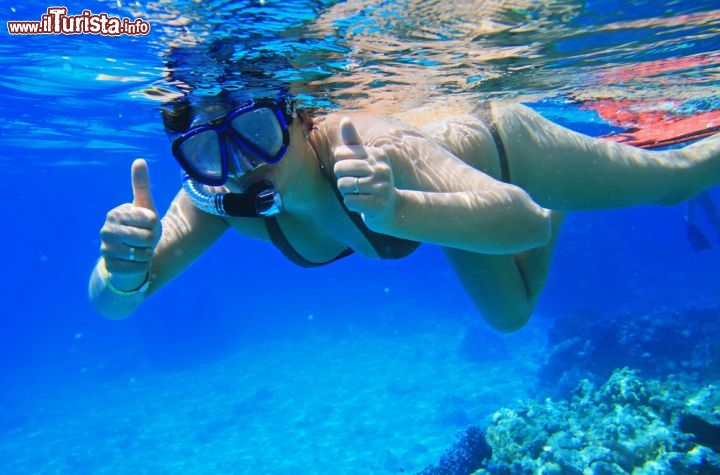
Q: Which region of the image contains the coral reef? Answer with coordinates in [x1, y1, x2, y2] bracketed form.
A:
[419, 369, 720, 474]
[417, 426, 491, 475]
[537, 306, 720, 400]
[425, 306, 720, 474]
[484, 369, 720, 474]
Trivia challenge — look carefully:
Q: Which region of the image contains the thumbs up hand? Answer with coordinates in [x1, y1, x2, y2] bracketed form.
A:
[131, 158, 156, 212]
[333, 117, 398, 234]
[100, 159, 162, 287]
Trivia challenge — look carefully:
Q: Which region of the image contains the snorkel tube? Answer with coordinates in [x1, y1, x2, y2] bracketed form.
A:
[182, 174, 283, 218]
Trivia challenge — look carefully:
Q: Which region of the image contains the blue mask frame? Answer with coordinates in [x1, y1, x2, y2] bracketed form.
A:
[171, 99, 290, 186]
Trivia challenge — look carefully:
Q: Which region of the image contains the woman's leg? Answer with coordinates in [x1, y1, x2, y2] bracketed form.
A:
[445, 212, 565, 332]
[491, 102, 720, 210]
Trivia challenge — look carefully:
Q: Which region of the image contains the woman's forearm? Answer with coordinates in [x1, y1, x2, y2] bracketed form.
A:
[88, 191, 229, 320]
[88, 258, 149, 320]
[389, 186, 552, 254]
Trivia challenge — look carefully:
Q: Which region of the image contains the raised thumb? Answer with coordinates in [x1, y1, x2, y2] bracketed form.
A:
[131, 158, 156, 211]
[339, 116, 365, 147]
[337, 116, 369, 161]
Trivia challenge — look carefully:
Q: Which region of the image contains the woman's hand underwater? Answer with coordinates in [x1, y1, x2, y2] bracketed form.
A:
[333, 117, 399, 235]
[99, 159, 161, 290]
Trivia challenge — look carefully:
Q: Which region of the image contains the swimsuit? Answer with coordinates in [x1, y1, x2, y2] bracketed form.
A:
[475, 102, 511, 183]
[263, 150, 421, 268]
[263, 103, 509, 267]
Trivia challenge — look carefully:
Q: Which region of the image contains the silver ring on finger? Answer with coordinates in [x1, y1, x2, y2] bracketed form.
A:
[353, 177, 360, 195]
[129, 246, 137, 262]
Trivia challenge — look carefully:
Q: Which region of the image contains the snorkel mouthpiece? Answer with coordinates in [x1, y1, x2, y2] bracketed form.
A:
[182, 174, 282, 217]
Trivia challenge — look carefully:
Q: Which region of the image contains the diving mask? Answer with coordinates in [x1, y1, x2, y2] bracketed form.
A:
[171, 99, 290, 186]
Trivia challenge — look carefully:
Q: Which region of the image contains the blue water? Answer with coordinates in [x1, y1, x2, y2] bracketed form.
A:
[1, 0, 719, 473]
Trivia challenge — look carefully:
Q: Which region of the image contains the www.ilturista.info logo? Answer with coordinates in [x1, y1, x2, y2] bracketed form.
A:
[7, 7, 150, 36]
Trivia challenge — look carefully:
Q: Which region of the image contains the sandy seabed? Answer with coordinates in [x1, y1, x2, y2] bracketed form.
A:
[0, 318, 543, 474]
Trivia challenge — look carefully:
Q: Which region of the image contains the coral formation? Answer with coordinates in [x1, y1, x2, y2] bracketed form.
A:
[418, 426, 491, 475]
[419, 369, 720, 474]
[424, 306, 720, 474]
[537, 306, 720, 400]
[480, 368, 720, 473]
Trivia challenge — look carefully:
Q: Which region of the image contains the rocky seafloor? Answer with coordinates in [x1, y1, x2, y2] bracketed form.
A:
[419, 306, 720, 474]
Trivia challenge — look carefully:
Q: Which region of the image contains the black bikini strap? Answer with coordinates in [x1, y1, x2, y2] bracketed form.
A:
[314, 155, 420, 259]
[476, 102, 511, 183]
[316, 158, 379, 247]
[265, 216, 354, 268]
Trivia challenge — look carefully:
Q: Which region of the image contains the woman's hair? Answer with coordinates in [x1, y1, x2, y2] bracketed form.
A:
[158, 35, 326, 136]
[161, 97, 194, 134]
[295, 106, 317, 137]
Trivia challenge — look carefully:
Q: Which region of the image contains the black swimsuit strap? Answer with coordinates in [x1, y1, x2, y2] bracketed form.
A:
[315, 153, 420, 259]
[475, 102, 511, 183]
[264, 129, 422, 267]
[265, 216, 354, 268]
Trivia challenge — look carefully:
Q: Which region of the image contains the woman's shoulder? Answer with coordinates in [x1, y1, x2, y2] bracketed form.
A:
[318, 97, 515, 130]
[312, 111, 409, 151]
[316, 110, 388, 131]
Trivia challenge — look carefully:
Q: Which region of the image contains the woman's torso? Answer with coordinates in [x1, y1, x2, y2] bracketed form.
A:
[223, 104, 500, 265]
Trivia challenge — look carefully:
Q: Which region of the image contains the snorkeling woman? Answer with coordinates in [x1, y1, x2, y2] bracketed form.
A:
[89, 94, 720, 331]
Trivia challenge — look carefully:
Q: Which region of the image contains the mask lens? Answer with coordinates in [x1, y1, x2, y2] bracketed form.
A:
[229, 107, 284, 158]
[178, 130, 224, 182]
[227, 138, 261, 172]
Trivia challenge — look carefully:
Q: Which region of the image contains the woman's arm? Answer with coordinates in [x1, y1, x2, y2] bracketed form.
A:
[390, 185, 551, 254]
[89, 161, 229, 319]
[331, 116, 552, 254]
